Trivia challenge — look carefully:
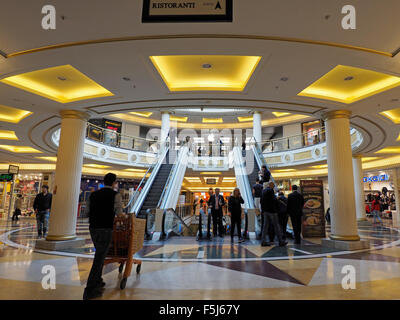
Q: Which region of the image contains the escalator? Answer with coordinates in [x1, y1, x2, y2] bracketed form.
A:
[137, 159, 173, 217]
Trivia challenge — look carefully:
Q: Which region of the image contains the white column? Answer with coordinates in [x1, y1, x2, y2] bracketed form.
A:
[323, 110, 360, 241]
[352, 155, 367, 221]
[46, 110, 90, 241]
[160, 111, 170, 144]
[253, 111, 262, 143]
[392, 168, 400, 227]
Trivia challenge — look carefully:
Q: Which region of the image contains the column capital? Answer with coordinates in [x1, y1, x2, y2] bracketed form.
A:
[321, 110, 351, 121]
[352, 154, 363, 159]
[252, 110, 262, 115]
[60, 110, 90, 121]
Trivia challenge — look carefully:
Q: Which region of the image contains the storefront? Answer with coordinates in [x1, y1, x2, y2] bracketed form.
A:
[363, 170, 396, 216]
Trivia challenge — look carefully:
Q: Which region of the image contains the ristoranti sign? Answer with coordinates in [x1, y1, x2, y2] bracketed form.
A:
[142, 0, 232, 22]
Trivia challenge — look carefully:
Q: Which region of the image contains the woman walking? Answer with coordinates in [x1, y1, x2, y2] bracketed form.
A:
[371, 194, 383, 225]
[228, 188, 245, 243]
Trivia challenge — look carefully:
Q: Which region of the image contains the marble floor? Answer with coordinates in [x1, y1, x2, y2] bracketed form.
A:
[0, 216, 400, 300]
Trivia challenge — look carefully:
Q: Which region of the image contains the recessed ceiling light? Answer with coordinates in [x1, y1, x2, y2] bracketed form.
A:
[0, 145, 42, 153]
[0, 65, 114, 103]
[0, 104, 32, 123]
[272, 112, 291, 117]
[0, 130, 18, 140]
[298, 65, 400, 104]
[122, 77, 131, 81]
[280, 77, 289, 82]
[149, 55, 261, 92]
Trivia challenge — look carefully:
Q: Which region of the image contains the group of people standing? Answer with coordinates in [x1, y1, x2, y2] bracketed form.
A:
[253, 166, 305, 246]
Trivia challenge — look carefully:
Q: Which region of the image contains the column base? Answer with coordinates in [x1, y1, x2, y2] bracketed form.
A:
[35, 238, 86, 251]
[321, 238, 370, 251]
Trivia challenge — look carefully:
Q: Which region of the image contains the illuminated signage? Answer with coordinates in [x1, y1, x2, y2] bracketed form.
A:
[0, 173, 14, 182]
[363, 174, 389, 183]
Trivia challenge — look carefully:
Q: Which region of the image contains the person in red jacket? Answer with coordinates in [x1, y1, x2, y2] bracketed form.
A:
[371, 195, 383, 224]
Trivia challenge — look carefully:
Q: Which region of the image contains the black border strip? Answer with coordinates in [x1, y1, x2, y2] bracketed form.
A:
[142, 0, 233, 23]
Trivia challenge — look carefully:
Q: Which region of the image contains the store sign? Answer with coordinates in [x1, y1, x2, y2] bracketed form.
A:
[8, 165, 19, 174]
[0, 173, 14, 182]
[142, 0, 233, 23]
[300, 180, 326, 238]
[363, 174, 389, 183]
[206, 178, 216, 184]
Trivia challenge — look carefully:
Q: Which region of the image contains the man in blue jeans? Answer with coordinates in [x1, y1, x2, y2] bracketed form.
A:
[83, 173, 124, 300]
[33, 185, 52, 238]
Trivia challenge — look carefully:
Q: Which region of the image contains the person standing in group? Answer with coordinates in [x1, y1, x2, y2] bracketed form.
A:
[206, 188, 214, 239]
[260, 182, 287, 247]
[253, 178, 264, 239]
[287, 185, 305, 244]
[83, 173, 125, 300]
[12, 194, 23, 221]
[228, 188, 245, 243]
[371, 194, 383, 224]
[208, 188, 226, 238]
[33, 185, 52, 238]
[277, 191, 288, 241]
[197, 199, 206, 241]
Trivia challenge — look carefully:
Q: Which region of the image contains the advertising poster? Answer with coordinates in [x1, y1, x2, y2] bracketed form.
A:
[300, 180, 326, 237]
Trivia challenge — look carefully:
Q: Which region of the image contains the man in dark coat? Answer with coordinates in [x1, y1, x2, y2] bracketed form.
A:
[287, 185, 305, 244]
[208, 188, 226, 237]
[260, 182, 287, 247]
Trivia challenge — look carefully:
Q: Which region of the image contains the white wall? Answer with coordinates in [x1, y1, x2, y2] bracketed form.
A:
[283, 123, 302, 137]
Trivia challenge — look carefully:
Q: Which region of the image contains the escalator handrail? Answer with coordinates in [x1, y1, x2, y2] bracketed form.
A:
[130, 146, 169, 216]
[157, 145, 189, 209]
[164, 207, 195, 236]
[232, 146, 255, 210]
[125, 161, 156, 213]
[250, 138, 276, 185]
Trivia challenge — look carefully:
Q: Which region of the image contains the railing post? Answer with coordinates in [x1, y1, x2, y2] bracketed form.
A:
[161, 210, 166, 239]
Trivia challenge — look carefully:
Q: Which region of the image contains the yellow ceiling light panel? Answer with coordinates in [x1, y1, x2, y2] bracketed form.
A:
[362, 157, 379, 162]
[380, 108, 400, 124]
[0, 145, 42, 153]
[273, 169, 295, 172]
[0, 104, 32, 123]
[0, 130, 18, 140]
[0, 65, 113, 103]
[311, 164, 328, 169]
[200, 172, 221, 175]
[129, 111, 153, 117]
[202, 118, 223, 123]
[272, 112, 291, 117]
[237, 116, 253, 122]
[170, 116, 188, 122]
[36, 156, 57, 162]
[84, 164, 110, 169]
[375, 146, 400, 154]
[123, 168, 147, 172]
[298, 65, 400, 104]
[149, 55, 261, 92]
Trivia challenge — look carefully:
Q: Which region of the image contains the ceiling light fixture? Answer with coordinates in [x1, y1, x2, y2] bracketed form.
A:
[202, 64, 212, 69]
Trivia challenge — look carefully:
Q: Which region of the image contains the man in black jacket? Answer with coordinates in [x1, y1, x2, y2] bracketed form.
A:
[208, 188, 225, 237]
[277, 192, 288, 241]
[33, 185, 52, 238]
[260, 182, 287, 247]
[287, 185, 305, 244]
[83, 173, 125, 300]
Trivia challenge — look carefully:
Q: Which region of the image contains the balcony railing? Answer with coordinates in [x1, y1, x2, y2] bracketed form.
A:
[259, 128, 326, 153]
[86, 123, 160, 153]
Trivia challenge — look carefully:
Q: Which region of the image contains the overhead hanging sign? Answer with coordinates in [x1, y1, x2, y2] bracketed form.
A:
[142, 0, 233, 23]
[8, 165, 19, 174]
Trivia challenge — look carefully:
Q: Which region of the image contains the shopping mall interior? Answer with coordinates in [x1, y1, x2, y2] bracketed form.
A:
[1, 0, 400, 301]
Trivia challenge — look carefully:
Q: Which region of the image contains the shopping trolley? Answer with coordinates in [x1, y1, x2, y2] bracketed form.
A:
[104, 214, 146, 289]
